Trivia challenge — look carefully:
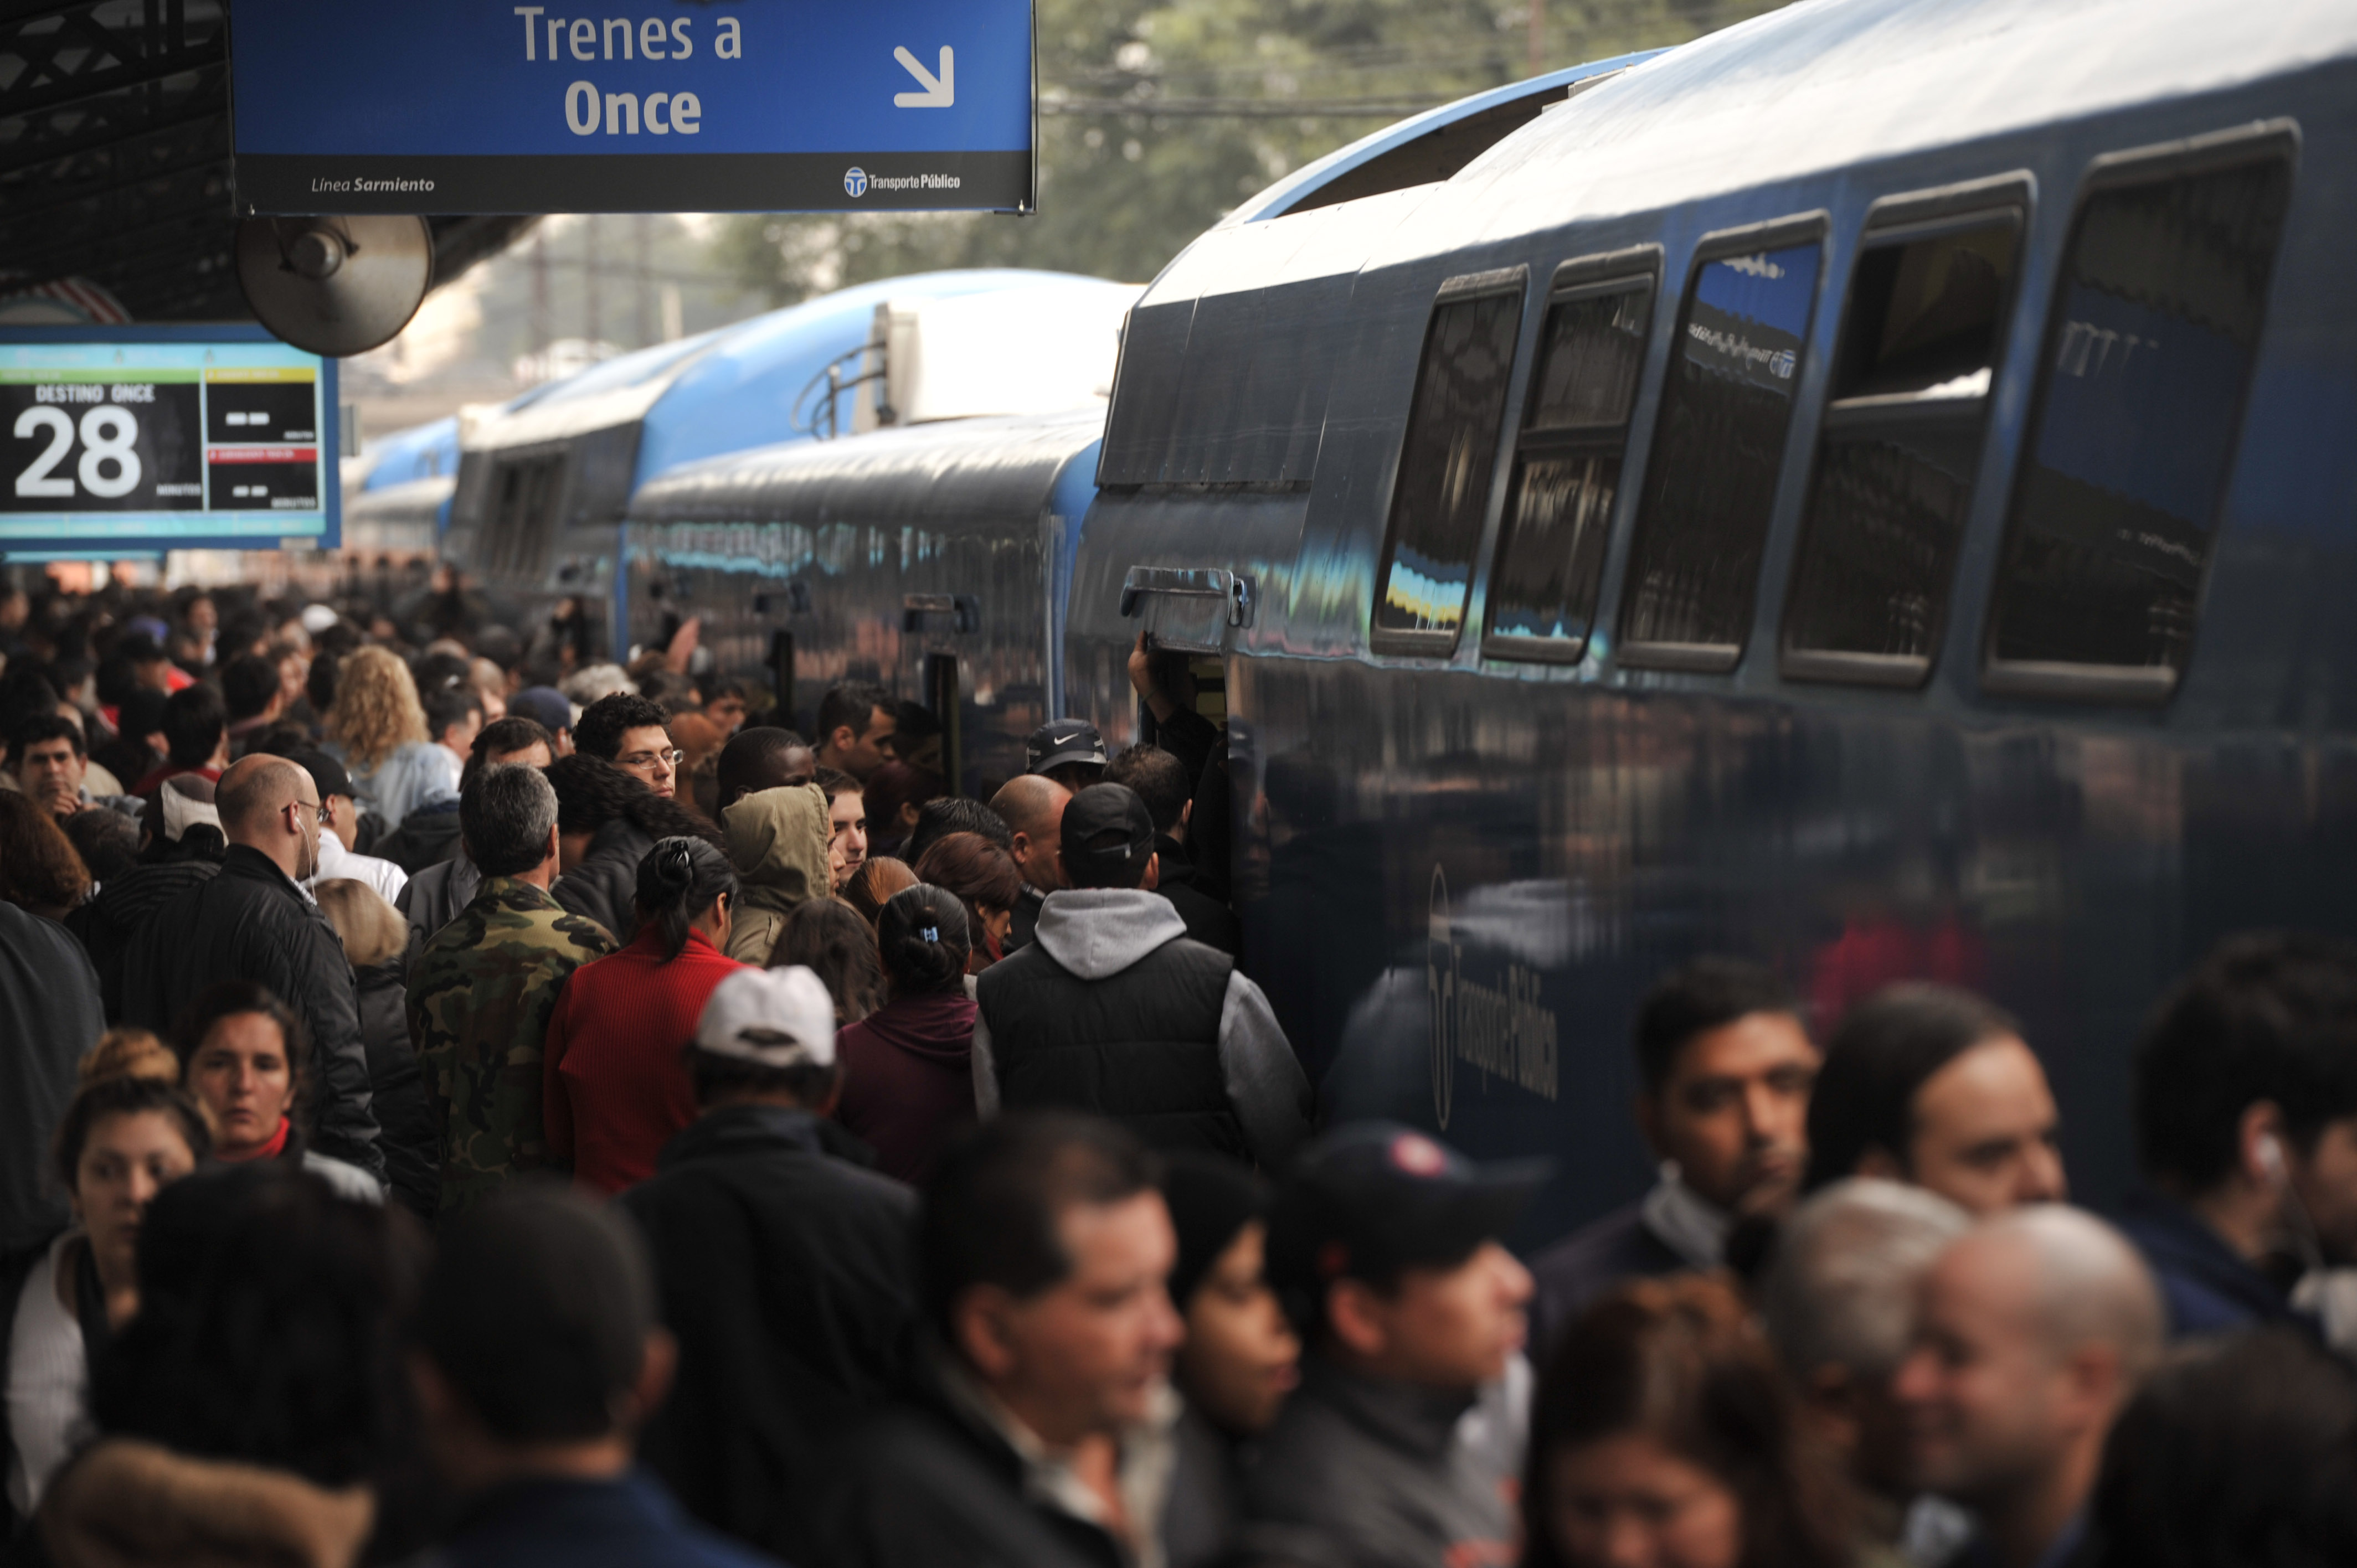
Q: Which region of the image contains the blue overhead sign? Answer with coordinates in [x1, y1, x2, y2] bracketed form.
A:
[226, 1, 1035, 214]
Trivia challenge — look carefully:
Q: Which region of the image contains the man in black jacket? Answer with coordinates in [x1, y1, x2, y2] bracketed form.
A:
[828, 1113, 1185, 1568]
[620, 965, 919, 1566]
[119, 754, 384, 1180]
[1104, 743, 1238, 956]
[976, 785, 1309, 1167]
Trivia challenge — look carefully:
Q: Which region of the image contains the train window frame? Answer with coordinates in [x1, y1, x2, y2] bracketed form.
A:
[1980, 122, 2298, 705]
[1617, 213, 1830, 674]
[1368, 265, 1530, 659]
[1780, 178, 2032, 689]
[1480, 245, 1662, 666]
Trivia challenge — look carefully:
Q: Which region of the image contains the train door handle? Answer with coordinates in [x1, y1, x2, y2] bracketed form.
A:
[1119, 566, 1254, 628]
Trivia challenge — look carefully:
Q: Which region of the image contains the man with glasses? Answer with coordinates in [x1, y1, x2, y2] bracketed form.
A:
[120, 753, 385, 1184]
[574, 692, 682, 802]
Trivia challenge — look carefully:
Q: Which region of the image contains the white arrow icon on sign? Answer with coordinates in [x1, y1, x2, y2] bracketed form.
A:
[894, 45, 954, 107]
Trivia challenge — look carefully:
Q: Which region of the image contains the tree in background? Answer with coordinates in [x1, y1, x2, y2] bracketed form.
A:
[719, 0, 1789, 297]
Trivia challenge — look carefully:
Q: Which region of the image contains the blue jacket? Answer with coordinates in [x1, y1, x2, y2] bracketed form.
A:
[2113, 1187, 2303, 1339]
[437, 1471, 779, 1568]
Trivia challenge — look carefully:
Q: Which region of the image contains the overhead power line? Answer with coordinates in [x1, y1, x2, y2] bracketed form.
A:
[1042, 95, 1453, 118]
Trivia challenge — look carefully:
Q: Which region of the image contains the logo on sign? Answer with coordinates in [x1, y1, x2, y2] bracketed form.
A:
[843, 167, 869, 198]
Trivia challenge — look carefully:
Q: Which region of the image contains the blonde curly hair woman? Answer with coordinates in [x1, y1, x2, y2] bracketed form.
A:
[323, 646, 450, 831]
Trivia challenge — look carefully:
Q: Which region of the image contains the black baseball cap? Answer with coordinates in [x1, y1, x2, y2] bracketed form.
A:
[1027, 718, 1107, 776]
[1060, 782, 1155, 879]
[1267, 1122, 1550, 1325]
[287, 749, 354, 802]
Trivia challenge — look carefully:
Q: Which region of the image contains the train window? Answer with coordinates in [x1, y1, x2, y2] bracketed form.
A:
[1783, 202, 2024, 685]
[1370, 269, 1527, 653]
[1484, 253, 1657, 661]
[1984, 128, 2294, 702]
[1619, 221, 1825, 670]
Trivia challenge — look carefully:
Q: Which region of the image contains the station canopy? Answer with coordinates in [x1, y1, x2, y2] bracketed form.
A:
[1, 1, 531, 323]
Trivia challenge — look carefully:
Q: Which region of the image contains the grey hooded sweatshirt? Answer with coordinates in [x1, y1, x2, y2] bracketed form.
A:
[971, 888, 1312, 1168]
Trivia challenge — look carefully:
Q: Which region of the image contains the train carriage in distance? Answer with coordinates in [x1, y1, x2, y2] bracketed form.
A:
[650, 0, 2357, 1249]
[451, 270, 1140, 665]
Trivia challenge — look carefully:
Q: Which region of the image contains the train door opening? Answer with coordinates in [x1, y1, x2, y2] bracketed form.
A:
[923, 649, 963, 798]
[1138, 648, 1228, 746]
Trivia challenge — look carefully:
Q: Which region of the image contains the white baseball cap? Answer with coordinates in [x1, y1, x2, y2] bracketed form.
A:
[696, 966, 836, 1069]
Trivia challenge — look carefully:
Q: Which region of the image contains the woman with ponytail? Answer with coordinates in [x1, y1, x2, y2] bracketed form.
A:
[830, 883, 980, 1185]
[542, 835, 749, 1193]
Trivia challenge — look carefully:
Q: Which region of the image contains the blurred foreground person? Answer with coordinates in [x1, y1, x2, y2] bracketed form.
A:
[979, 785, 1310, 1165]
[1805, 985, 2066, 1215]
[1761, 1180, 1972, 1568]
[173, 982, 382, 1204]
[1526, 1276, 1852, 1568]
[544, 838, 744, 1193]
[1158, 1154, 1299, 1568]
[410, 765, 614, 1215]
[718, 779, 830, 964]
[833, 884, 981, 1185]
[2091, 1329, 2357, 1568]
[1246, 1122, 1543, 1568]
[39, 1163, 415, 1568]
[1532, 960, 1818, 1346]
[3, 1056, 208, 1528]
[621, 967, 919, 1564]
[121, 754, 385, 1182]
[2119, 932, 2357, 1338]
[0, 883, 104, 1257]
[829, 1114, 1183, 1568]
[411, 1186, 775, 1568]
[1893, 1206, 2164, 1568]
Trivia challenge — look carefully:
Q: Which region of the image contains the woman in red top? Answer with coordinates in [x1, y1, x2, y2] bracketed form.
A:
[543, 836, 745, 1193]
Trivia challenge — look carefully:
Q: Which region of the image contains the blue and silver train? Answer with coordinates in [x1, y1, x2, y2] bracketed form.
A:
[440, 269, 1140, 660]
[542, 0, 2357, 1244]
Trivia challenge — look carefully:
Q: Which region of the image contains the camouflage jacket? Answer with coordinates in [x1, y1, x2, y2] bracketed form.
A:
[408, 875, 615, 1216]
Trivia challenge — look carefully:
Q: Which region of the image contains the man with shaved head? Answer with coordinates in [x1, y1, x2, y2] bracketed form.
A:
[1893, 1206, 2164, 1568]
[987, 773, 1069, 953]
[121, 752, 385, 1183]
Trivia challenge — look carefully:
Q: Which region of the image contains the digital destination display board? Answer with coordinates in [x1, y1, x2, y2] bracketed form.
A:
[0, 328, 338, 554]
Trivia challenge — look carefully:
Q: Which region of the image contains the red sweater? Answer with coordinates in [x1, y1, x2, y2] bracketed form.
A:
[543, 926, 747, 1194]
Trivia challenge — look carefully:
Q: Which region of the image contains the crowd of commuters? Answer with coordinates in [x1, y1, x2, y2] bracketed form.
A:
[2, 575, 2356, 1568]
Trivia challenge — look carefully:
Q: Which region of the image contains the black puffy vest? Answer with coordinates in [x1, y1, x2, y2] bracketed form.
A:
[978, 933, 1243, 1158]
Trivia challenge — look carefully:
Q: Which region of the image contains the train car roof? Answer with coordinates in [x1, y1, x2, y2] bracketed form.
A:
[1146, 0, 2357, 306]
[344, 474, 454, 550]
[629, 406, 1107, 529]
[460, 270, 1131, 477]
[1224, 48, 1664, 225]
[358, 415, 460, 492]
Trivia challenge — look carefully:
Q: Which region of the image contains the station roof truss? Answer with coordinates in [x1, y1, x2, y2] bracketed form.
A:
[1, 0, 531, 323]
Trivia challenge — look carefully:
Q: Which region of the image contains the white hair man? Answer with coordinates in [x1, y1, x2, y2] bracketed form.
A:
[1762, 1178, 1972, 1566]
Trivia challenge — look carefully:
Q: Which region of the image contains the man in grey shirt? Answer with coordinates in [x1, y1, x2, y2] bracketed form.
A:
[1242, 1122, 1545, 1568]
